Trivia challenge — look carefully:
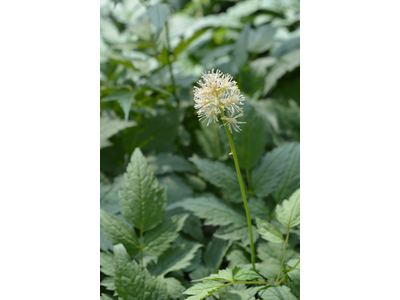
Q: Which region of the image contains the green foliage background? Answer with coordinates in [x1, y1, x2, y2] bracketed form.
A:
[100, 0, 300, 299]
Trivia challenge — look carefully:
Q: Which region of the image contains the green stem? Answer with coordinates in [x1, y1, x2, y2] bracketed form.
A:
[140, 228, 144, 269]
[220, 110, 256, 271]
[276, 259, 300, 285]
[276, 227, 291, 282]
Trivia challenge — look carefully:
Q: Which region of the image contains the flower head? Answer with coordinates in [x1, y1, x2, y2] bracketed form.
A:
[193, 69, 245, 133]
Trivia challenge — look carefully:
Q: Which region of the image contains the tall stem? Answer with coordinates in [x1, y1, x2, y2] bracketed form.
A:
[276, 227, 291, 282]
[220, 110, 256, 271]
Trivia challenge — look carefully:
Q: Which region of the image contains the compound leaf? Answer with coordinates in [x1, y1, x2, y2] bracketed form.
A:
[276, 189, 300, 228]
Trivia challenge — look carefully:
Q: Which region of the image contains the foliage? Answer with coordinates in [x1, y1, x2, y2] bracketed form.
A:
[100, 0, 300, 299]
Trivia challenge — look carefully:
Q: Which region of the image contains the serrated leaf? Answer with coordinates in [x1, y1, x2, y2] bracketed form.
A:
[102, 89, 135, 121]
[189, 158, 244, 202]
[147, 4, 170, 36]
[257, 242, 299, 266]
[258, 286, 297, 300]
[231, 101, 266, 171]
[233, 266, 261, 281]
[101, 293, 118, 300]
[100, 210, 140, 256]
[158, 174, 193, 204]
[101, 277, 115, 291]
[100, 252, 115, 276]
[251, 143, 298, 199]
[276, 189, 300, 228]
[113, 244, 166, 300]
[100, 114, 136, 149]
[163, 277, 186, 299]
[214, 223, 259, 247]
[143, 214, 188, 257]
[148, 153, 195, 175]
[101, 175, 123, 215]
[227, 247, 250, 269]
[225, 290, 256, 300]
[248, 197, 270, 220]
[256, 217, 284, 243]
[183, 281, 224, 300]
[119, 148, 166, 232]
[167, 196, 246, 227]
[257, 262, 281, 283]
[286, 269, 300, 298]
[204, 237, 232, 272]
[100, 227, 114, 252]
[273, 144, 300, 203]
[147, 243, 202, 277]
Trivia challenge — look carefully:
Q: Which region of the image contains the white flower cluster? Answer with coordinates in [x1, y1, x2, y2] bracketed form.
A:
[193, 69, 246, 133]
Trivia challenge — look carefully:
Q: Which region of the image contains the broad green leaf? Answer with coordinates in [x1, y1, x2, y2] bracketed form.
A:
[232, 266, 261, 281]
[147, 4, 170, 36]
[286, 269, 300, 298]
[258, 286, 297, 300]
[233, 23, 251, 69]
[248, 197, 270, 220]
[257, 242, 299, 266]
[182, 214, 204, 243]
[125, 111, 181, 153]
[100, 210, 140, 256]
[102, 89, 135, 121]
[100, 277, 115, 291]
[276, 189, 300, 228]
[214, 223, 259, 247]
[100, 114, 136, 149]
[273, 145, 300, 202]
[167, 196, 246, 227]
[204, 237, 232, 272]
[256, 217, 284, 243]
[251, 143, 298, 199]
[142, 214, 188, 257]
[147, 153, 195, 175]
[247, 24, 276, 54]
[174, 28, 209, 58]
[158, 174, 193, 204]
[100, 227, 114, 252]
[119, 148, 166, 232]
[231, 101, 266, 171]
[227, 247, 250, 269]
[257, 262, 281, 283]
[263, 49, 300, 96]
[189, 158, 244, 202]
[184, 280, 224, 300]
[195, 121, 230, 161]
[225, 290, 256, 300]
[163, 277, 186, 299]
[147, 243, 202, 277]
[100, 175, 123, 215]
[101, 294, 118, 300]
[113, 244, 166, 300]
[195, 269, 234, 282]
[100, 252, 115, 276]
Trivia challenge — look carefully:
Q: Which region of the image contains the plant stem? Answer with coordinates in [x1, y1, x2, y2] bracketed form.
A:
[140, 228, 144, 269]
[276, 259, 300, 285]
[220, 110, 256, 271]
[276, 227, 291, 282]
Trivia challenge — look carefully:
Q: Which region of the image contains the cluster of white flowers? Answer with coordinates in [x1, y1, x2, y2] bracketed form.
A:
[193, 69, 246, 133]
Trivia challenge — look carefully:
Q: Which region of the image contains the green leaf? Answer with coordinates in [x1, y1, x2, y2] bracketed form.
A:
[147, 243, 202, 277]
[251, 143, 298, 199]
[286, 269, 300, 298]
[195, 121, 230, 161]
[167, 196, 246, 227]
[248, 197, 270, 221]
[100, 277, 115, 291]
[100, 210, 140, 256]
[119, 148, 167, 232]
[258, 286, 297, 300]
[189, 158, 244, 202]
[256, 217, 284, 243]
[275, 189, 300, 228]
[232, 266, 261, 281]
[100, 114, 136, 149]
[204, 237, 232, 272]
[184, 281, 224, 300]
[100, 175, 123, 215]
[214, 223, 259, 247]
[100, 252, 115, 276]
[225, 290, 256, 300]
[142, 214, 188, 257]
[100, 294, 118, 300]
[113, 244, 166, 300]
[273, 144, 300, 202]
[147, 4, 170, 36]
[158, 174, 193, 204]
[227, 247, 250, 269]
[147, 153, 195, 175]
[102, 89, 135, 121]
[247, 24, 277, 54]
[231, 101, 266, 171]
[162, 277, 186, 299]
[257, 242, 299, 267]
[233, 23, 251, 69]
